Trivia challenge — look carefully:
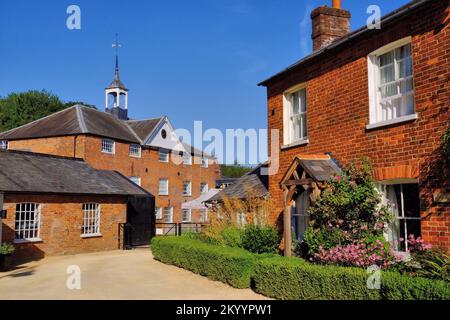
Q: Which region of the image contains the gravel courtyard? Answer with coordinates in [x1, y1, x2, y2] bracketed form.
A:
[0, 249, 267, 300]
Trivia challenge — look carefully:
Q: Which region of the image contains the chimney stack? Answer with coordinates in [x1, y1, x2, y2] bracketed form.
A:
[311, 1, 351, 51]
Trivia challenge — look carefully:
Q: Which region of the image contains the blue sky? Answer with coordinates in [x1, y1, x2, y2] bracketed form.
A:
[0, 0, 410, 163]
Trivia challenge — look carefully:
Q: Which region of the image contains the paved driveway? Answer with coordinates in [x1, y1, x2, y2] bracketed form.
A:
[0, 249, 268, 300]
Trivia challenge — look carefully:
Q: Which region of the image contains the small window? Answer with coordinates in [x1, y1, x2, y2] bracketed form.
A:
[368, 39, 415, 125]
[159, 178, 169, 195]
[200, 183, 209, 194]
[164, 207, 173, 223]
[15, 203, 41, 241]
[155, 207, 162, 220]
[159, 149, 169, 162]
[378, 183, 421, 251]
[0, 140, 8, 150]
[182, 209, 192, 223]
[284, 86, 307, 145]
[182, 152, 192, 165]
[200, 209, 209, 223]
[129, 144, 141, 158]
[237, 212, 247, 227]
[101, 139, 115, 154]
[82, 203, 101, 236]
[201, 157, 208, 168]
[183, 181, 192, 196]
[129, 177, 141, 186]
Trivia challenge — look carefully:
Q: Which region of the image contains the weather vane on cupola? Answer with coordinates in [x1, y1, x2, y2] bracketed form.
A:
[105, 33, 129, 120]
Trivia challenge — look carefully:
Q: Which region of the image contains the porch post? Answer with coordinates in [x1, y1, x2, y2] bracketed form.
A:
[0, 193, 4, 247]
[283, 187, 294, 257]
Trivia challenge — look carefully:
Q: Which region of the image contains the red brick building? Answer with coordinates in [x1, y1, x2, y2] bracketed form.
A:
[0, 150, 152, 263]
[259, 0, 449, 253]
[0, 58, 221, 235]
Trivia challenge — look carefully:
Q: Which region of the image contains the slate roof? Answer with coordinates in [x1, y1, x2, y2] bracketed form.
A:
[0, 105, 141, 143]
[0, 150, 152, 197]
[299, 158, 342, 182]
[126, 118, 163, 141]
[209, 163, 269, 201]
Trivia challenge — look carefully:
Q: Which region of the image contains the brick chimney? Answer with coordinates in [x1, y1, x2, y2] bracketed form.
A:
[311, 0, 351, 51]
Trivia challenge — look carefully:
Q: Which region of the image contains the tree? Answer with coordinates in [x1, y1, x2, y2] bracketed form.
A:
[0, 90, 96, 132]
[220, 163, 253, 178]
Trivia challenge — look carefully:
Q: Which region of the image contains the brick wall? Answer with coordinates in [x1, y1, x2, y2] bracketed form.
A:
[265, 1, 449, 250]
[8, 134, 221, 224]
[1, 194, 127, 262]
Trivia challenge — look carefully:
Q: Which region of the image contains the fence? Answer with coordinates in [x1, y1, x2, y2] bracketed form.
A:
[155, 223, 209, 237]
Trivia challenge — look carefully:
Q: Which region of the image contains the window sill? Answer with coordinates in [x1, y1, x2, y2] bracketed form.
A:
[159, 194, 169, 197]
[14, 238, 42, 244]
[81, 233, 102, 239]
[101, 152, 115, 155]
[366, 114, 418, 130]
[281, 139, 309, 150]
[129, 155, 142, 159]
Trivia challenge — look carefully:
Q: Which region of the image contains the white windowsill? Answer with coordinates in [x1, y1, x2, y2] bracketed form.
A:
[282, 139, 309, 150]
[366, 114, 418, 130]
[14, 238, 42, 244]
[81, 233, 102, 239]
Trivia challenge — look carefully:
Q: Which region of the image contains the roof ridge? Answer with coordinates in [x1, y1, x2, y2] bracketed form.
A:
[0, 149, 84, 162]
[75, 105, 88, 133]
[125, 117, 163, 122]
[0, 105, 76, 136]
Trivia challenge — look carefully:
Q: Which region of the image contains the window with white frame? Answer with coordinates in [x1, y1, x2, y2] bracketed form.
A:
[164, 207, 173, 223]
[129, 144, 142, 158]
[201, 157, 208, 168]
[368, 38, 415, 125]
[377, 183, 421, 251]
[183, 181, 192, 196]
[159, 149, 169, 162]
[284, 86, 307, 145]
[159, 178, 169, 195]
[182, 209, 192, 222]
[101, 139, 115, 154]
[15, 203, 41, 241]
[0, 140, 8, 150]
[129, 177, 141, 186]
[155, 207, 162, 220]
[200, 208, 209, 223]
[82, 203, 101, 236]
[200, 183, 209, 194]
[182, 152, 192, 165]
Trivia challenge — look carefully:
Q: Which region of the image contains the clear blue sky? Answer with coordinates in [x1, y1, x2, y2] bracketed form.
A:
[0, 0, 410, 163]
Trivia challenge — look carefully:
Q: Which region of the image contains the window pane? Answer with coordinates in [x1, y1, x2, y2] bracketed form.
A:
[379, 51, 394, 67]
[398, 57, 413, 78]
[402, 184, 420, 218]
[292, 92, 300, 114]
[395, 44, 411, 60]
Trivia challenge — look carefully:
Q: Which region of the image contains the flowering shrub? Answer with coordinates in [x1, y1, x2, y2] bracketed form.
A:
[304, 159, 391, 256]
[312, 238, 396, 269]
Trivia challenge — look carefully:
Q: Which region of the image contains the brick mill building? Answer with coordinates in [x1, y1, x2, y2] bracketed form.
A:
[259, 0, 449, 254]
[0, 150, 153, 263]
[0, 53, 220, 246]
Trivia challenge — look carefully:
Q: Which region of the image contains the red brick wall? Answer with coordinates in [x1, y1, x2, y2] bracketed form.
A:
[8, 135, 221, 224]
[1, 194, 127, 262]
[265, 1, 449, 250]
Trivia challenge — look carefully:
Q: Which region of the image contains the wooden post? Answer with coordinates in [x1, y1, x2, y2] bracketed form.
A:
[0, 193, 3, 247]
[283, 186, 296, 257]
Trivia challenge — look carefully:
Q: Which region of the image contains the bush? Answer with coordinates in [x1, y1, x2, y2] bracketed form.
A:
[242, 225, 280, 254]
[151, 236, 257, 288]
[195, 225, 244, 248]
[253, 256, 450, 300]
[0, 243, 15, 256]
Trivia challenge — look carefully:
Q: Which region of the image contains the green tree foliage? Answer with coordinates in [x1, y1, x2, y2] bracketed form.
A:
[0, 90, 96, 132]
[443, 125, 450, 162]
[220, 163, 253, 178]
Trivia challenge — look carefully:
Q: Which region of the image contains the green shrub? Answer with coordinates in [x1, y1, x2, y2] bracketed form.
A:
[252, 256, 450, 300]
[220, 226, 244, 248]
[0, 243, 15, 256]
[242, 225, 280, 254]
[151, 236, 256, 288]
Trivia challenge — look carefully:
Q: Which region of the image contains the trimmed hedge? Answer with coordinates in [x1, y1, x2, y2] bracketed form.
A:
[151, 236, 257, 288]
[253, 256, 450, 300]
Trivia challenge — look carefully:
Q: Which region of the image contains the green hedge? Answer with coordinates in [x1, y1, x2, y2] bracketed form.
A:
[252, 256, 450, 300]
[151, 236, 257, 288]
